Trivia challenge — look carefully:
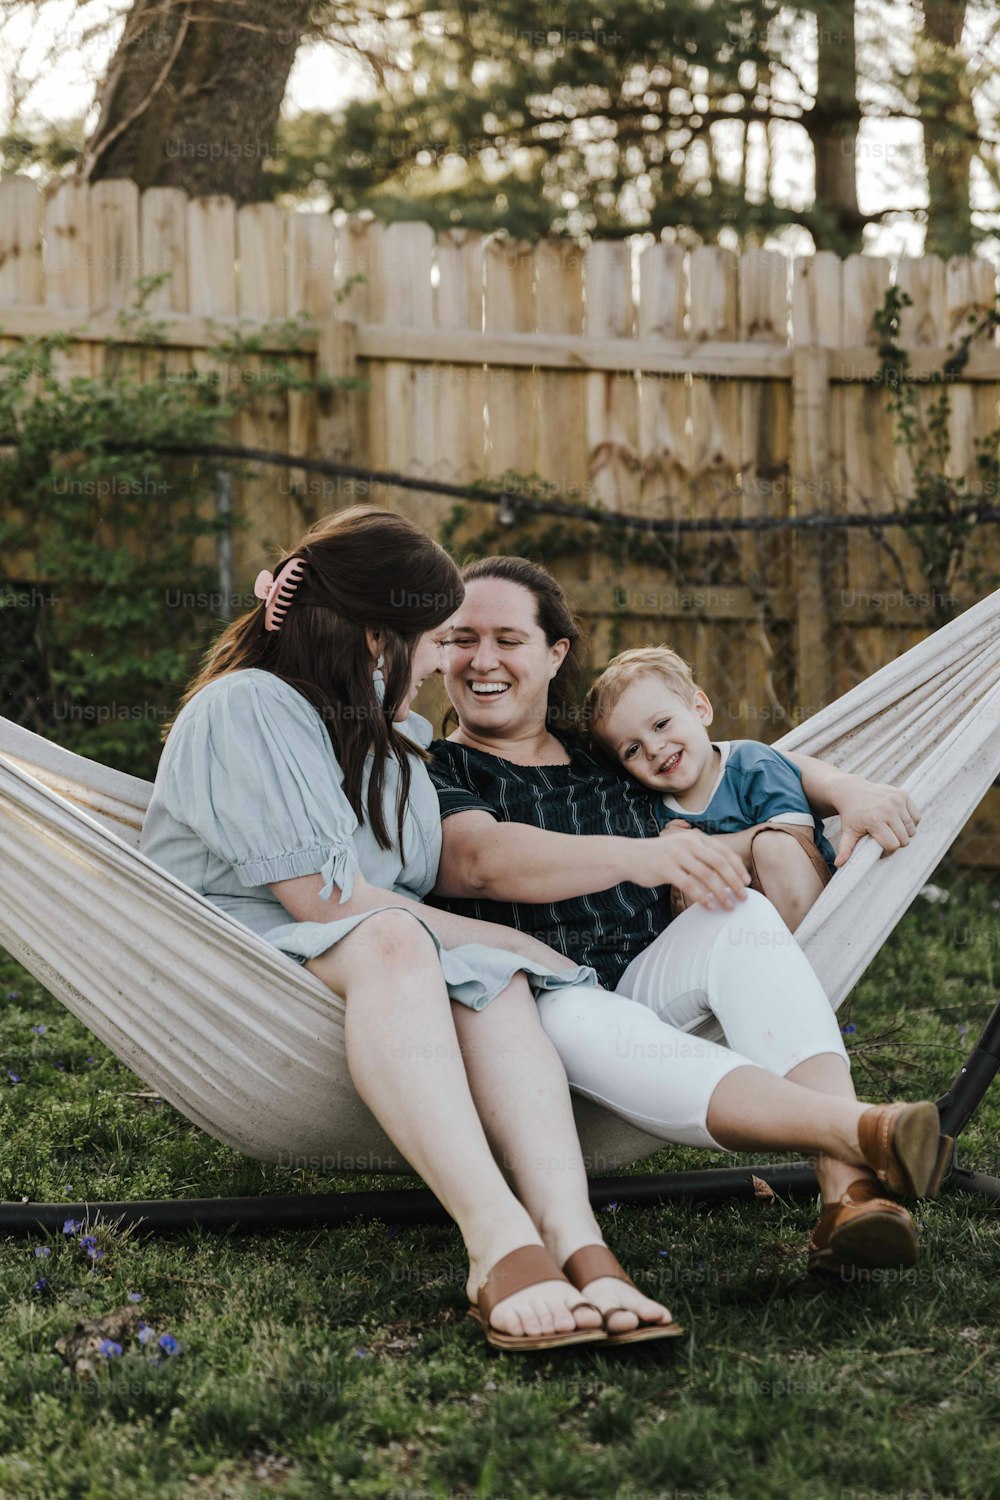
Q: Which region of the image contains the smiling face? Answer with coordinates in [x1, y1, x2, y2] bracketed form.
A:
[391, 629, 446, 722]
[594, 674, 719, 806]
[440, 577, 569, 742]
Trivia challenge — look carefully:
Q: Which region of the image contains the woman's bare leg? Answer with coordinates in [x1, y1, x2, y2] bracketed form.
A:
[305, 909, 601, 1340]
[450, 980, 674, 1335]
[784, 1053, 880, 1200]
[705, 1063, 870, 1162]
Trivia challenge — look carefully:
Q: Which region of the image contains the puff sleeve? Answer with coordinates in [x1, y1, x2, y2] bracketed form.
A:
[732, 742, 815, 829]
[159, 671, 360, 903]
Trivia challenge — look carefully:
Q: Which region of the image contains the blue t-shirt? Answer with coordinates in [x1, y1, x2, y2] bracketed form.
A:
[655, 739, 837, 871]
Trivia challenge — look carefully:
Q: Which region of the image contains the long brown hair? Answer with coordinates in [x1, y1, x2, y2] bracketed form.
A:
[441, 555, 585, 736]
[173, 507, 464, 850]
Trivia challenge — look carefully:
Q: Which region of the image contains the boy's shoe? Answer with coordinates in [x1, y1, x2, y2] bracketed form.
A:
[808, 1179, 919, 1279]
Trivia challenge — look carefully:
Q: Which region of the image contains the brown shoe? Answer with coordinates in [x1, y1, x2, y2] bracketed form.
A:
[808, 1179, 919, 1278]
[562, 1244, 684, 1346]
[857, 1101, 943, 1198]
[466, 1245, 607, 1352]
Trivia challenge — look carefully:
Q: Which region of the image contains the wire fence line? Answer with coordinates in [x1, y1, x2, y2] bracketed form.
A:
[103, 440, 1000, 537]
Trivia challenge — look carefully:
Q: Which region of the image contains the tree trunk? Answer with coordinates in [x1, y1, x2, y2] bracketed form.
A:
[80, 0, 313, 202]
[805, 0, 865, 252]
[920, 0, 974, 257]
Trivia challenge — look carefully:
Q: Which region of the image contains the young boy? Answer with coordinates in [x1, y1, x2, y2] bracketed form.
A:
[583, 646, 836, 932]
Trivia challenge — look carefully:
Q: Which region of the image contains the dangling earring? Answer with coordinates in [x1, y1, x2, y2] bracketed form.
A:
[373, 651, 385, 706]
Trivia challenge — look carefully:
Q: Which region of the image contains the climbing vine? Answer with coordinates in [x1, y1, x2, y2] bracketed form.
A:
[873, 284, 1000, 627]
[0, 282, 341, 776]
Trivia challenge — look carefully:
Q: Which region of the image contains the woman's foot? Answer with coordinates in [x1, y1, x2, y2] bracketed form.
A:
[465, 1242, 604, 1343]
[561, 1243, 680, 1339]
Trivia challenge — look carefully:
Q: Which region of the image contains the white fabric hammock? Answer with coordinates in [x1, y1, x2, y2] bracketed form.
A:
[2, 589, 999, 1176]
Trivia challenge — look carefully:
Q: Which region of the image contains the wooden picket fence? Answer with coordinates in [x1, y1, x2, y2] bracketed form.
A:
[1, 175, 998, 860]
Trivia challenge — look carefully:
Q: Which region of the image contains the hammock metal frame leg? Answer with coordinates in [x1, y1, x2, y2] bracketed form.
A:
[2, 996, 999, 1236]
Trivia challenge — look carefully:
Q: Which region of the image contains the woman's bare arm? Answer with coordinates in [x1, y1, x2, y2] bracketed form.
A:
[268, 868, 579, 970]
[435, 809, 750, 909]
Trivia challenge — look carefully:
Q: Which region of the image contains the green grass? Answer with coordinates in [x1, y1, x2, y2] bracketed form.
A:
[2, 866, 1000, 1499]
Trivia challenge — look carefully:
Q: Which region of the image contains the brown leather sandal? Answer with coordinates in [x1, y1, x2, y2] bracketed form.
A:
[562, 1244, 684, 1346]
[857, 1101, 945, 1198]
[466, 1245, 607, 1352]
[808, 1178, 919, 1278]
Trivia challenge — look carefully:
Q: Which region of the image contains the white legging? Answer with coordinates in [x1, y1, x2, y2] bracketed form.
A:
[535, 890, 850, 1150]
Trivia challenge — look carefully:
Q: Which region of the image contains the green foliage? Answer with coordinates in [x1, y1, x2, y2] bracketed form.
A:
[874, 283, 1000, 625]
[0, 291, 330, 777]
[2, 868, 1000, 1496]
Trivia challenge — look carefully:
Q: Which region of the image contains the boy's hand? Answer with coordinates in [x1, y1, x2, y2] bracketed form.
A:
[833, 779, 921, 866]
[658, 819, 692, 835]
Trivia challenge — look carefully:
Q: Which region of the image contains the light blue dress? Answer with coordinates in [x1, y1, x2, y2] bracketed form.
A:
[140, 669, 597, 1009]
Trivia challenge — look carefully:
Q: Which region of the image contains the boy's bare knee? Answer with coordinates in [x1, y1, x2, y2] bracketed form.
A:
[751, 829, 806, 870]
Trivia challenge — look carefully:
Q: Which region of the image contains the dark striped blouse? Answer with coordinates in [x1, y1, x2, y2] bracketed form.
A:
[425, 733, 670, 990]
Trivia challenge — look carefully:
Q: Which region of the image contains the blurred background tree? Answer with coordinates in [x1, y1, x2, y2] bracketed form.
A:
[0, 0, 997, 252]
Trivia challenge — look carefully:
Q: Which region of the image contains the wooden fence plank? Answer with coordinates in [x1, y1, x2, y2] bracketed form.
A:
[687, 246, 741, 707]
[0, 177, 43, 306]
[89, 179, 141, 319]
[484, 236, 537, 491]
[946, 256, 1000, 595]
[637, 241, 690, 524]
[0, 177, 44, 581]
[736, 249, 792, 738]
[338, 217, 386, 507]
[381, 222, 439, 534]
[40, 181, 92, 388]
[793, 252, 849, 702]
[840, 254, 894, 685]
[236, 203, 291, 572]
[434, 228, 486, 494]
[287, 211, 336, 507]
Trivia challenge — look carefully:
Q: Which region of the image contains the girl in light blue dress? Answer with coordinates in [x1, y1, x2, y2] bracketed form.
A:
[141, 505, 683, 1351]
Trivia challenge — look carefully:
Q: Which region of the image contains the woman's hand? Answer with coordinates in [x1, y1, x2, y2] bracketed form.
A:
[638, 828, 751, 911]
[830, 777, 921, 867]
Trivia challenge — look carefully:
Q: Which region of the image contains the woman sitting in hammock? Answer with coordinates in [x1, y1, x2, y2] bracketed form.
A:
[426, 554, 944, 1279]
[142, 508, 943, 1356]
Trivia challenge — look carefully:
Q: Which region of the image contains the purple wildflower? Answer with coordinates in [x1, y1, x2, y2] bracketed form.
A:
[158, 1333, 179, 1355]
[33, 1246, 50, 1259]
[98, 1339, 122, 1358]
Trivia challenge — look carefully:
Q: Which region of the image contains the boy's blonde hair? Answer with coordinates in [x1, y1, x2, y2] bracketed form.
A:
[584, 646, 698, 735]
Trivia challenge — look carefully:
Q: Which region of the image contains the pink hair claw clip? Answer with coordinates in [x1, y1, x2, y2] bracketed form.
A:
[253, 557, 307, 632]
